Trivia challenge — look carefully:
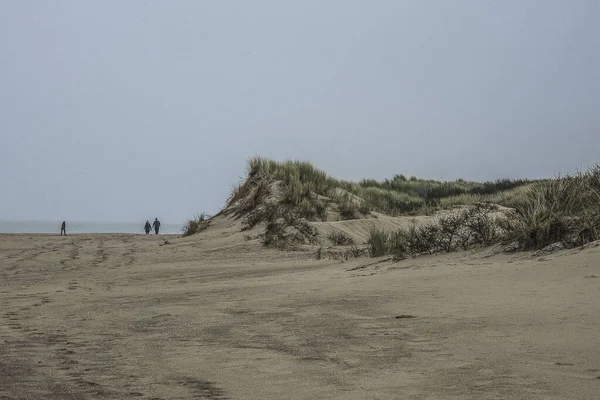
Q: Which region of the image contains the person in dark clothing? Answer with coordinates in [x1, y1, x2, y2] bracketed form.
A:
[60, 221, 67, 236]
[152, 218, 161, 234]
[144, 220, 152, 234]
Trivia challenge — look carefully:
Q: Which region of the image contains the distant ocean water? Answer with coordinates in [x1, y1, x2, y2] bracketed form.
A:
[0, 221, 184, 235]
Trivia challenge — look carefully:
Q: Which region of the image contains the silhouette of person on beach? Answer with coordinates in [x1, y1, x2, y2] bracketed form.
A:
[144, 220, 152, 235]
[60, 221, 67, 236]
[152, 218, 161, 234]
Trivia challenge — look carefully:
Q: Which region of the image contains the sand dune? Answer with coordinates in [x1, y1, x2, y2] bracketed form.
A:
[1, 217, 599, 399]
[311, 213, 435, 245]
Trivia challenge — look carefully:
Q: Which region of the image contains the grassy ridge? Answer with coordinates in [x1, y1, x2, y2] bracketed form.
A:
[364, 166, 600, 255]
[225, 156, 534, 218]
[187, 157, 600, 253]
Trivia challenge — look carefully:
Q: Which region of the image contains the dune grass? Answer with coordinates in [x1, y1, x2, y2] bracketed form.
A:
[187, 157, 599, 252]
[224, 157, 535, 220]
[500, 167, 600, 249]
[327, 230, 355, 246]
[182, 213, 210, 237]
[363, 166, 600, 255]
[367, 228, 390, 257]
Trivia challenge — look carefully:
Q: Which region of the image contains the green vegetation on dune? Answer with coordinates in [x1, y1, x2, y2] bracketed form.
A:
[185, 157, 600, 254]
[182, 213, 210, 237]
[500, 169, 600, 250]
[367, 203, 502, 259]
[365, 166, 600, 256]
[224, 156, 535, 219]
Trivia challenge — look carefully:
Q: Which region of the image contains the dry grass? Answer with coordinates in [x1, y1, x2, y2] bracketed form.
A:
[327, 230, 355, 246]
[500, 167, 600, 249]
[198, 157, 599, 252]
[367, 204, 503, 258]
[182, 213, 210, 237]
[223, 157, 535, 221]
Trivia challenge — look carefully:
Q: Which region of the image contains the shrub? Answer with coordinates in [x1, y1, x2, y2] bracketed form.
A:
[463, 203, 499, 245]
[367, 228, 389, 257]
[327, 230, 355, 246]
[403, 224, 438, 254]
[361, 205, 504, 259]
[499, 170, 600, 249]
[388, 230, 408, 260]
[346, 245, 367, 259]
[182, 213, 210, 237]
[436, 212, 470, 252]
[357, 202, 371, 216]
[314, 200, 327, 220]
[338, 200, 358, 220]
[260, 215, 319, 249]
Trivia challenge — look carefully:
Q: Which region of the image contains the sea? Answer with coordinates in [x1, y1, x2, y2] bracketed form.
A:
[0, 221, 185, 235]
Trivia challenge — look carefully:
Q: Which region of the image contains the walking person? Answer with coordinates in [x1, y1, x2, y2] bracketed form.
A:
[144, 220, 152, 235]
[152, 218, 161, 234]
[60, 221, 67, 236]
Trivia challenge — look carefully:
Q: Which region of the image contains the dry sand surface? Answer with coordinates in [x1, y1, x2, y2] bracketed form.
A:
[1, 216, 599, 399]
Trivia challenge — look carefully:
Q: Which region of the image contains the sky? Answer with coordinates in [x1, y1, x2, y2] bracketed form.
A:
[1, 1, 599, 223]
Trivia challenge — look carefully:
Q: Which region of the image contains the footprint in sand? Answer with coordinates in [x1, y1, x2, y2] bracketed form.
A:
[3, 311, 19, 319]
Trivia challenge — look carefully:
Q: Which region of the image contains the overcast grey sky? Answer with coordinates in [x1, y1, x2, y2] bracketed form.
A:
[1, 1, 598, 223]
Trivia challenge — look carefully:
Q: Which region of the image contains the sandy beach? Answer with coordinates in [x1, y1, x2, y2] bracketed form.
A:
[3, 0, 599, 398]
[1, 216, 599, 399]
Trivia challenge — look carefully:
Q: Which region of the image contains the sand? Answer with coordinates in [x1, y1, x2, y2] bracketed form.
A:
[1, 216, 599, 399]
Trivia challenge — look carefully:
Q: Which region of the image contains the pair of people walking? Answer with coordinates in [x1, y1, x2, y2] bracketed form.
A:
[144, 218, 161, 234]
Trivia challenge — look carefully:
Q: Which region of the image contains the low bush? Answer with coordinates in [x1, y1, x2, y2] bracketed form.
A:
[388, 230, 408, 260]
[500, 168, 600, 249]
[463, 203, 500, 245]
[367, 228, 389, 257]
[338, 201, 358, 220]
[316, 247, 323, 260]
[182, 213, 210, 237]
[327, 230, 355, 246]
[260, 215, 319, 249]
[366, 204, 503, 257]
[346, 245, 367, 259]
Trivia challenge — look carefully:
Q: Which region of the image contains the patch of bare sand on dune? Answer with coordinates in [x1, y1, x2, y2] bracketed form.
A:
[311, 212, 437, 245]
